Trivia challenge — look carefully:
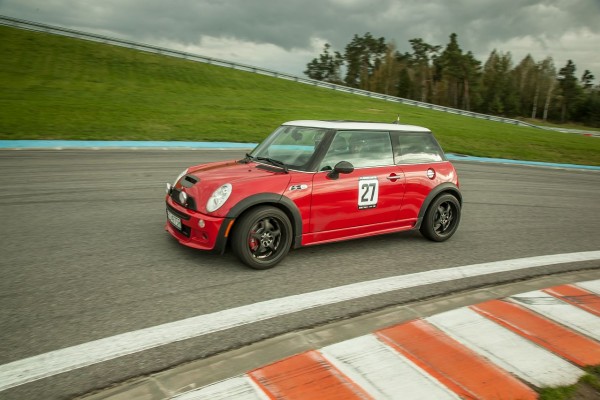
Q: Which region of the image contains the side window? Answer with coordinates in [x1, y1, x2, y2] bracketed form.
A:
[391, 132, 445, 164]
[319, 131, 394, 170]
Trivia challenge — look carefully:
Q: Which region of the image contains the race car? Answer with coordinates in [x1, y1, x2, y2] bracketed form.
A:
[166, 120, 461, 269]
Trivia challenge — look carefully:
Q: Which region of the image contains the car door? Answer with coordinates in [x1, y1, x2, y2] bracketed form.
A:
[309, 130, 406, 235]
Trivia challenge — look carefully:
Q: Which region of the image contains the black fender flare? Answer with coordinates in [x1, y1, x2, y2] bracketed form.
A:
[215, 193, 303, 253]
[415, 183, 462, 230]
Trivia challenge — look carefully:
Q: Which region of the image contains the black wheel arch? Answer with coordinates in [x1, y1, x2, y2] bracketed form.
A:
[414, 183, 462, 230]
[216, 193, 302, 253]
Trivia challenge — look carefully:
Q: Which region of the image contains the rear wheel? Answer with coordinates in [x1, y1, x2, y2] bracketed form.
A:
[420, 193, 461, 242]
[231, 206, 293, 269]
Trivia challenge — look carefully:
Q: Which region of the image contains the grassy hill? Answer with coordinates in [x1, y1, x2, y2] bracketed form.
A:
[1, 25, 599, 166]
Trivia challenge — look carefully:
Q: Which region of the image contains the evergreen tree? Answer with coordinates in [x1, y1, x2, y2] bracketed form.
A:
[461, 51, 482, 111]
[437, 33, 464, 108]
[581, 90, 600, 127]
[481, 50, 518, 115]
[304, 43, 344, 83]
[408, 38, 440, 102]
[343, 33, 387, 89]
[513, 54, 537, 117]
[303, 32, 597, 127]
[437, 34, 481, 110]
[581, 70, 595, 90]
[397, 67, 413, 99]
[557, 60, 582, 122]
[575, 70, 597, 125]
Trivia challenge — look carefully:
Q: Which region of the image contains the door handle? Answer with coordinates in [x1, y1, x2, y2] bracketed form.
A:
[387, 173, 401, 182]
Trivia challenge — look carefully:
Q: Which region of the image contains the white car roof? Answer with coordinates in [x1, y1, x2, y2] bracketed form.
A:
[283, 120, 431, 132]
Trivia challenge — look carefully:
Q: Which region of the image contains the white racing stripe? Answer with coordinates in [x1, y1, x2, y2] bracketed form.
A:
[320, 335, 460, 399]
[427, 308, 584, 387]
[0, 250, 599, 391]
[510, 290, 600, 341]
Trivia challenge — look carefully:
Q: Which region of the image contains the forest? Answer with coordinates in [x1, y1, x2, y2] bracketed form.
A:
[304, 33, 599, 128]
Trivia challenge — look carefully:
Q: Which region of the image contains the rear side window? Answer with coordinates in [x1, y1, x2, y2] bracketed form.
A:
[391, 132, 445, 164]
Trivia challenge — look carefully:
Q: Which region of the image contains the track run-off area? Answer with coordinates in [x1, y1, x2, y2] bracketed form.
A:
[0, 148, 599, 399]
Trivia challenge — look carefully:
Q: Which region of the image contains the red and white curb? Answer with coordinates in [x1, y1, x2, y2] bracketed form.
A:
[173, 279, 600, 400]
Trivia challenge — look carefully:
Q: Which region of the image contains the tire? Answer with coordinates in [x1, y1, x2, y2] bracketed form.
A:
[420, 193, 461, 242]
[231, 206, 293, 269]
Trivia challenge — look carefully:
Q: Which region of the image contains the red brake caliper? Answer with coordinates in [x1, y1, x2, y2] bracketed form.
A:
[249, 230, 259, 251]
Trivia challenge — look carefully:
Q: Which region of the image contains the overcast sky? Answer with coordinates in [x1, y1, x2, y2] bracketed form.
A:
[1, 0, 599, 80]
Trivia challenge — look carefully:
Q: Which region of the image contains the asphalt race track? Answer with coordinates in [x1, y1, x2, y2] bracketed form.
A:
[1, 149, 599, 399]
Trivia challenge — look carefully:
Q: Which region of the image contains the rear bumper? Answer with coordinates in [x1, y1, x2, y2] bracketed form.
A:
[165, 198, 232, 254]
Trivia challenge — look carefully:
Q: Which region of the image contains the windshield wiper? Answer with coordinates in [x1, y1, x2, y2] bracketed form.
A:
[239, 153, 255, 164]
[256, 157, 289, 173]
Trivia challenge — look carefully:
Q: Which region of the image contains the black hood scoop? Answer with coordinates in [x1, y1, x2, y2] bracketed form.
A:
[180, 174, 200, 188]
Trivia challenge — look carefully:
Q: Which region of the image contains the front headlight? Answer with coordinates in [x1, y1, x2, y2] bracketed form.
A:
[206, 183, 232, 212]
[174, 169, 188, 185]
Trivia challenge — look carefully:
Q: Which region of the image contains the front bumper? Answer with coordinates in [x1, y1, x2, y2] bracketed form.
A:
[165, 197, 232, 253]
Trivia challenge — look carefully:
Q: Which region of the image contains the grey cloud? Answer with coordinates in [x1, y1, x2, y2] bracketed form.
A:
[1, 0, 598, 73]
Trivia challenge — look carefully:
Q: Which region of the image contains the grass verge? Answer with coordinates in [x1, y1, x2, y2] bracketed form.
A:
[1, 25, 599, 166]
[539, 366, 600, 400]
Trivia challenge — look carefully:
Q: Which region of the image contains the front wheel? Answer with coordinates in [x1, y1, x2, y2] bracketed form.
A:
[231, 206, 293, 269]
[420, 194, 461, 242]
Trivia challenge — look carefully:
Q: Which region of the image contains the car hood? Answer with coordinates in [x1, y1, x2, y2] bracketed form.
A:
[177, 160, 293, 216]
[186, 160, 288, 183]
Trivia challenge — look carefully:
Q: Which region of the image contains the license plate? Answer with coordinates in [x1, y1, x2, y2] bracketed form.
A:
[167, 209, 182, 231]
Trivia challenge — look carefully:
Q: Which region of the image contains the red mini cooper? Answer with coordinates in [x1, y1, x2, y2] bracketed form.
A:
[166, 120, 461, 269]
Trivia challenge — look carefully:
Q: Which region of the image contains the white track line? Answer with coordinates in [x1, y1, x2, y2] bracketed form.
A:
[1, 251, 599, 391]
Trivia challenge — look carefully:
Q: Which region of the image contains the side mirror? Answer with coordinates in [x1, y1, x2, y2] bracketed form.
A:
[328, 161, 354, 179]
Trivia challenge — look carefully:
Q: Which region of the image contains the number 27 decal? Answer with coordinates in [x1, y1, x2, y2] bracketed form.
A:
[358, 177, 378, 209]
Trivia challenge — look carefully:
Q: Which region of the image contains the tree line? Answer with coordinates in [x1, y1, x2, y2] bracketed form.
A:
[304, 33, 599, 127]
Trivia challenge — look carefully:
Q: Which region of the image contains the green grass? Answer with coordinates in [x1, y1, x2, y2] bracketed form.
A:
[1, 25, 599, 166]
[539, 367, 600, 400]
[539, 385, 577, 400]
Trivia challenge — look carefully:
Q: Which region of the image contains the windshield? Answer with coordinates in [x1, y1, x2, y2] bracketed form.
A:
[250, 125, 329, 172]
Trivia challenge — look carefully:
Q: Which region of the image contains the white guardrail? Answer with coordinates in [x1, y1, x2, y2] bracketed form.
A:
[2, 15, 598, 137]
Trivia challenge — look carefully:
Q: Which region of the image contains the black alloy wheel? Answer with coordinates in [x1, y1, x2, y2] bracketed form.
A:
[231, 206, 293, 269]
[420, 193, 461, 242]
